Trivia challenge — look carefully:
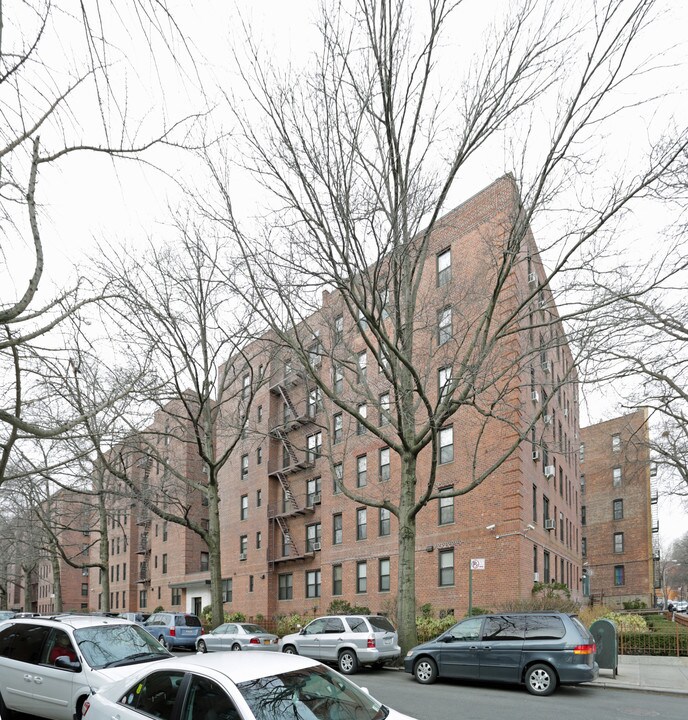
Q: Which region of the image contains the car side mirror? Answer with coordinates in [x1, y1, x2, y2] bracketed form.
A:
[439, 635, 454, 643]
[299, 628, 306, 635]
[54, 656, 81, 672]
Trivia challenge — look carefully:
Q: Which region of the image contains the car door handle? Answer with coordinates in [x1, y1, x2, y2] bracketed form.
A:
[469, 646, 479, 650]
[24, 674, 33, 682]
[481, 646, 491, 651]
[34, 676, 43, 684]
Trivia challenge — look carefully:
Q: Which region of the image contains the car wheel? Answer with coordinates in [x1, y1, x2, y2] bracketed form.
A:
[0, 692, 15, 720]
[413, 657, 438, 684]
[338, 649, 359, 675]
[231, 643, 242, 651]
[525, 663, 557, 696]
[159, 635, 169, 650]
[282, 644, 298, 654]
[76, 695, 88, 720]
[198, 640, 207, 653]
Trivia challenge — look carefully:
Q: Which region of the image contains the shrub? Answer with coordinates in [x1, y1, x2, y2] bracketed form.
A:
[622, 599, 647, 610]
[419, 603, 433, 619]
[532, 581, 571, 600]
[465, 606, 491, 617]
[602, 612, 647, 632]
[276, 613, 309, 637]
[227, 612, 246, 622]
[416, 615, 456, 643]
[327, 599, 353, 615]
[498, 596, 580, 614]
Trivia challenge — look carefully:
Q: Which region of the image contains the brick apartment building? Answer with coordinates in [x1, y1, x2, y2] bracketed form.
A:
[580, 409, 658, 608]
[213, 176, 584, 622]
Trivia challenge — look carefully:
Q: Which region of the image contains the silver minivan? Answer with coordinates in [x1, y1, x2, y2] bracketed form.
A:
[280, 614, 401, 674]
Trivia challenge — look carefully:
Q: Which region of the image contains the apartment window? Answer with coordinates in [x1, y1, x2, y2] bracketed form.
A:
[612, 467, 622, 487]
[614, 532, 624, 554]
[544, 550, 551, 583]
[379, 558, 391, 592]
[613, 499, 624, 520]
[241, 454, 249, 480]
[307, 388, 322, 418]
[438, 366, 452, 401]
[357, 455, 368, 487]
[333, 365, 344, 395]
[439, 426, 454, 464]
[356, 508, 367, 540]
[532, 484, 537, 523]
[256, 489, 262, 507]
[379, 508, 391, 536]
[256, 531, 262, 549]
[612, 433, 621, 452]
[333, 462, 343, 494]
[162, 554, 168, 574]
[438, 306, 452, 345]
[357, 403, 367, 434]
[581, 505, 586, 525]
[240, 495, 249, 520]
[171, 587, 181, 606]
[437, 247, 451, 286]
[198, 551, 209, 572]
[334, 315, 343, 344]
[333, 413, 343, 444]
[579, 443, 585, 462]
[580, 474, 585, 494]
[332, 564, 343, 596]
[222, 578, 232, 603]
[379, 447, 390, 481]
[308, 340, 322, 368]
[306, 570, 321, 599]
[439, 487, 454, 525]
[81, 583, 88, 597]
[306, 523, 322, 552]
[614, 565, 625, 586]
[533, 545, 538, 574]
[379, 392, 390, 426]
[256, 446, 263, 465]
[358, 351, 367, 382]
[356, 561, 367, 593]
[139, 590, 147, 608]
[278, 573, 293, 600]
[257, 404, 263, 423]
[242, 373, 250, 399]
[543, 495, 550, 527]
[333, 514, 343, 545]
[582, 537, 587, 558]
[307, 432, 322, 463]
[240, 536, 248, 556]
[439, 549, 454, 586]
[307, 476, 321, 506]
[358, 307, 368, 331]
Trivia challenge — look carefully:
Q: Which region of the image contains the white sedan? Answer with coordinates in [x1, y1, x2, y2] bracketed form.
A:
[196, 622, 279, 652]
[81, 652, 417, 720]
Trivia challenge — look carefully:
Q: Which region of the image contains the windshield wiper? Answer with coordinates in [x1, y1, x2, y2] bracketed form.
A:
[102, 652, 171, 668]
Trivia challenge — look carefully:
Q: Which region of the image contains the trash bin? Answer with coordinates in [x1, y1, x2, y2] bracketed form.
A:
[590, 618, 618, 678]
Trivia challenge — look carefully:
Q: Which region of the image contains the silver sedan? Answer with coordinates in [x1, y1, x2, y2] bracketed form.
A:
[196, 622, 279, 652]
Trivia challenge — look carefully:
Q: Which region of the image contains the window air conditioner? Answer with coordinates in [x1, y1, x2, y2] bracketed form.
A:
[531, 390, 539, 403]
[541, 360, 552, 374]
[532, 449, 540, 461]
[544, 519, 556, 530]
[543, 414, 552, 426]
[312, 542, 322, 551]
[239, 553, 247, 561]
[533, 572, 540, 582]
[312, 493, 322, 505]
[544, 465, 555, 478]
[528, 272, 537, 285]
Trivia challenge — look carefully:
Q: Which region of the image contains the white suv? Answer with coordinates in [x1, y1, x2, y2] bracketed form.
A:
[280, 614, 401, 674]
[0, 614, 171, 720]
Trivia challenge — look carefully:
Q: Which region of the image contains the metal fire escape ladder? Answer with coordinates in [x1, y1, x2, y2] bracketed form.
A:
[275, 472, 300, 513]
[275, 516, 299, 556]
[277, 385, 300, 424]
[273, 428, 298, 466]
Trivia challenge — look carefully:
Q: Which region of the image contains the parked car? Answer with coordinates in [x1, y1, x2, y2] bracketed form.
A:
[81, 651, 417, 720]
[142, 612, 203, 650]
[404, 612, 598, 696]
[280, 614, 401, 674]
[0, 611, 16, 622]
[674, 600, 688, 613]
[196, 622, 279, 652]
[118, 612, 150, 625]
[0, 614, 171, 720]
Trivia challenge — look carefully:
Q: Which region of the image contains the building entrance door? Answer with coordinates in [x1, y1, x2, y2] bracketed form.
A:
[193, 596, 202, 617]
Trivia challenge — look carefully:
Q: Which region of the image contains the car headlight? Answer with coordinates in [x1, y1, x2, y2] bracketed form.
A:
[406, 650, 414, 657]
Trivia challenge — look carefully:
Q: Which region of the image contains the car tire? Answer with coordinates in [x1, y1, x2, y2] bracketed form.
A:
[282, 644, 298, 654]
[413, 657, 438, 684]
[525, 663, 557, 696]
[231, 643, 242, 651]
[0, 692, 15, 720]
[198, 640, 207, 653]
[159, 635, 169, 650]
[76, 695, 88, 720]
[338, 649, 359, 675]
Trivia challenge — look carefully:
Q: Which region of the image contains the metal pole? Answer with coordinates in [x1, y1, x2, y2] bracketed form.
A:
[468, 562, 473, 617]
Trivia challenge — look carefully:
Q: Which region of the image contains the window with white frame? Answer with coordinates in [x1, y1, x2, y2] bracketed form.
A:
[307, 432, 322, 463]
[438, 366, 452, 401]
[357, 455, 367, 487]
[306, 523, 322, 552]
[333, 365, 344, 395]
[439, 426, 454, 464]
[357, 403, 367, 434]
[612, 466, 622, 487]
[306, 570, 321, 598]
[379, 558, 391, 592]
[379, 447, 390, 481]
[241, 454, 249, 480]
[240, 494, 248, 520]
[439, 549, 454, 586]
[614, 532, 624, 553]
[356, 508, 367, 540]
[379, 508, 391, 536]
[306, 476, 321, 506]
[379, 392, 390, 426]
[358, 307, 368, 331]
[358, 351, 367, 382]
[334, 315, 343, 344]
[356, 561, 367, 593]
[278, 573, 293, 600]
[439, 487, 454, 525]
[437, 248, 451, 286]
[333, 413, 343, 444]
[222, 578, 232, 603]
[438, 306, 452, 345]
[333, 514, 343, 545]
[612, 433, 620, 452]
[332, 564, 343, 595]
[333, 462, 343, 494]
[242, 373, 250, 399]
[308, 388, 322, 418]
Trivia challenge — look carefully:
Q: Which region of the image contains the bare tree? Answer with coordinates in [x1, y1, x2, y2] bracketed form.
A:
[203, 0, 688, 649]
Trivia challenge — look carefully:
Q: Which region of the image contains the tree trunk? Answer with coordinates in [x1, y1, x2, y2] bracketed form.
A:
[397, 454, 418, 655]
[208, 476, 223, 628]
[50, 546, 63, 613]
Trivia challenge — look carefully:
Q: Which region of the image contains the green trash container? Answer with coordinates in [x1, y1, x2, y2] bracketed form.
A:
[590, 618, 618, 678]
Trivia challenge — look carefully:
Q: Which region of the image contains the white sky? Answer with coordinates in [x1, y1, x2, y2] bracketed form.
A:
[4, 0, 687, 542]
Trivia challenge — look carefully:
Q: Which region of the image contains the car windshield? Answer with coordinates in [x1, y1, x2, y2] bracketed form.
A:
[175, 615, 202, 627]
[367, 617, 395, 633]
[238, 664, 389, 720]
[241, 624, 268, 634]
[75, 624, 170, 669]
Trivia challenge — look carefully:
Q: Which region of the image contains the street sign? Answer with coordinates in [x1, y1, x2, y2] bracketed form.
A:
[470, 558, 485, 570]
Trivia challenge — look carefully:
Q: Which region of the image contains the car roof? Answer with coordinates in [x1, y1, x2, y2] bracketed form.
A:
[121, 651, 320, 685]
[7, 615, 133, 630]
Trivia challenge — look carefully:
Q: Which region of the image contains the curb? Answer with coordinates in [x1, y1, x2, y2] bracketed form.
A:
[591, 680, 688, 696]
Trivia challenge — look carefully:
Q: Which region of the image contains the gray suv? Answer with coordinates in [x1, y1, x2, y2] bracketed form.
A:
[280, 615, 401, 674]
[404, 612, 598, 695]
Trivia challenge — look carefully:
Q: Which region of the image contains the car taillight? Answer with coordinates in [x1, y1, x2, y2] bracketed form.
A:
[82, 701, 90, 717]
[249, 637, 260, 645]
[169, 628, 176, 637]
[367, 637, 376, 648]
[573, 643, 596, 654]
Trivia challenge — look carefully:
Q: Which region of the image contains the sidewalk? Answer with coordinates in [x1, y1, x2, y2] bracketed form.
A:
[591, 655, 688, 695]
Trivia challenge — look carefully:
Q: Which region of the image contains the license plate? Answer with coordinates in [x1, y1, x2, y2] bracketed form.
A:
[264, 639, 270, 644]
[384, 637, 393, 645]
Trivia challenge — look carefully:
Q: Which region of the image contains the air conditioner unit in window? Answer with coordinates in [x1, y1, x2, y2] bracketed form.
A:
[528, 272, 537, 285]
[543, 414, 552, 426]
[539, 297, 547, 309]
[532, 449, 540, 461]
[541, 359, 552, 374]
[544, 465, 555, 478]
[533, 572, 540, 582]
[531, 390, 539, 402]
[239, 553, 247, 561]
[544, 518, 555, 530]
[564, 408, 569, 418]
[312, 542, 322, 551]
[312, 493, 322, 505]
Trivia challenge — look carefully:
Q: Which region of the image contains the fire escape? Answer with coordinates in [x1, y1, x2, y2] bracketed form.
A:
[267, 367, 317, 567]
[650, 462, 661, 589]
[136, 456, 153, 584]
